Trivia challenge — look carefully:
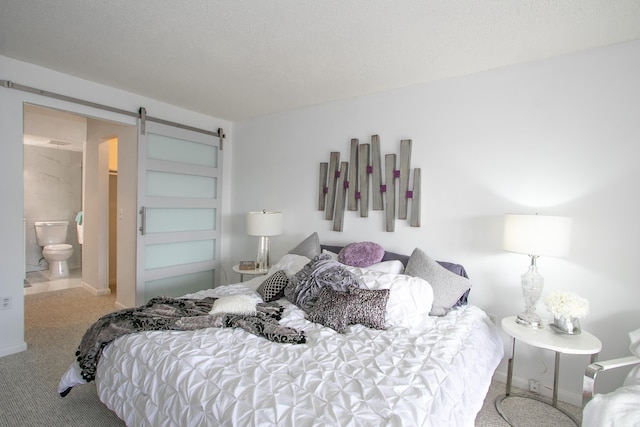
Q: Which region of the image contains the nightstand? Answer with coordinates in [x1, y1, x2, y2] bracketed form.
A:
[496, 316, 602, 426]
[232, 264, 268, 282]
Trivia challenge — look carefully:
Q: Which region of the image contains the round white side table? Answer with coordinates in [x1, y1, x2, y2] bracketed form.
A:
[232, 264, 268, 282]
[496, 316, 602, 426]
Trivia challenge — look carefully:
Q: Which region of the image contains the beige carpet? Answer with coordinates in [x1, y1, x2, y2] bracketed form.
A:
[0, 287, 582, 426]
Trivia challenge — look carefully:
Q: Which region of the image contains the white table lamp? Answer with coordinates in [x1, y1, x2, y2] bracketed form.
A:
[246, 210, 283, 270]
[503, 214, 572, 328]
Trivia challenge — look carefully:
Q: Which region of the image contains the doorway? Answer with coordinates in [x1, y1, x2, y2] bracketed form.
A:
[22, 103, 136, 307]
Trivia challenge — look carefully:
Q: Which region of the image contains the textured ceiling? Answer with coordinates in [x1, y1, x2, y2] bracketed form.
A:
[2, 0, 640, 121]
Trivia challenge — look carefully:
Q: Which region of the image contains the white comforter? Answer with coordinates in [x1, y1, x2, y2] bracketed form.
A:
[88, 277, 503, 427]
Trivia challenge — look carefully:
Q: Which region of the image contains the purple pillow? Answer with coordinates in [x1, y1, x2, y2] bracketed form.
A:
[338, 242, 385, 267]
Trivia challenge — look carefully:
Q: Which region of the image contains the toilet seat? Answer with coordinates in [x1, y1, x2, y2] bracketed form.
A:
[44, 243, 73, 251]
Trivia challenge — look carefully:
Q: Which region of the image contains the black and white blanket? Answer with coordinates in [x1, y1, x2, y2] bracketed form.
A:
[61, 296, 305, 396]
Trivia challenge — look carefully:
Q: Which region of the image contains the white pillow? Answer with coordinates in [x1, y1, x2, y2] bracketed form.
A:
[364, 260, 405, 274]
[268, 253, 311, 277]
[345, 266, 434, 329]
[323, 249, 404, 274]
[209, 295, 257, 316]
[322, 249, 339, 260]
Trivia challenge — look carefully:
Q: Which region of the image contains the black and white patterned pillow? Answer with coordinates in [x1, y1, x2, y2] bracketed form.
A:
[257, 270, 289, 302]
[306, 287, 389, 333]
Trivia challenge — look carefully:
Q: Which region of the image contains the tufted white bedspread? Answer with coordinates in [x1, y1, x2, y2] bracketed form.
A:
[94, 279, 503, 426]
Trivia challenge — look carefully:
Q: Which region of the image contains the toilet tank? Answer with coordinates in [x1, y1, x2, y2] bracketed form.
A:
[34, 221, 69, 246]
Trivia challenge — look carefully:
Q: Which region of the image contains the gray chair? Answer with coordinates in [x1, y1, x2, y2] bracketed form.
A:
[582, 354, 640, 426]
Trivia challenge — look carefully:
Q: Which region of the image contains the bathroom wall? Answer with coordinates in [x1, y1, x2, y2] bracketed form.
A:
[23, 144, 82, 273]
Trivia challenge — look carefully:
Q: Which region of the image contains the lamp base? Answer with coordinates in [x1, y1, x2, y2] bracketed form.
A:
[516, 313, 543, 329]
[516, 258, 544, 329]
[255, 235, 271, 271]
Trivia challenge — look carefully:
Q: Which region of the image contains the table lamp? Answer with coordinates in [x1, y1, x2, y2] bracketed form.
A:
[503, 213, 572, 328]
[246, 210, 284, 270]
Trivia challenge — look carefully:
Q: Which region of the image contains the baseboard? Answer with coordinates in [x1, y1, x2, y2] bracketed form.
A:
[81, 281, 112, 296]
[492, 370, 583, 407]
[0, 341, 27, 358]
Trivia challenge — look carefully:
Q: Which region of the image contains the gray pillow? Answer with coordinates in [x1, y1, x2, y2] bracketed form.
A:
[306, 287, 389, 333]
[256, 270, 289, 302]
[284, 254, 359, 312]
[404, 248, 472, 316]
[288, 232, 321, 259]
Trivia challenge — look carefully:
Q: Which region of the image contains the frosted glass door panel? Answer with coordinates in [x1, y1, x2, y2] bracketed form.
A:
[147, 171, 216, 199]
[145, 240, 215, 270]
[146, 208, 216, 233]
[138, 121, 221, 305]
[147, 133, 218, 167]
[145, 270, 215, 301]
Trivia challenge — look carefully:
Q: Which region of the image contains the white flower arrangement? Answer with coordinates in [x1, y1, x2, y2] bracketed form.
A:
[544, 291, 590, 319]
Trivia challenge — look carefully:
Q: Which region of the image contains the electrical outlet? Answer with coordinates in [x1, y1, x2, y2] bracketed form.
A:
[0, 296, 11, 310]
[529, 379, 540, 393]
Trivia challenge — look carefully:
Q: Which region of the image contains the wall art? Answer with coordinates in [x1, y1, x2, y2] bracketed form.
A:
[318, 135, 421, 232]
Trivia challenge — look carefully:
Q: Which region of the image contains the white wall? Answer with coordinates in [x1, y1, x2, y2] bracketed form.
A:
[0, 55, 232, 357]
[231, 40, 640, 405]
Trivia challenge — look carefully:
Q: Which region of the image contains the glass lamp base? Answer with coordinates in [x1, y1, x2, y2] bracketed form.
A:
[516, 312, 543, 328]
[517, 259, 544, 329]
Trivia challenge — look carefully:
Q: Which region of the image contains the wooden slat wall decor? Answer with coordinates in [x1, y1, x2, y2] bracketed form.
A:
[385, 153, 396, 232]
[318, 136, 420, 231]
[333, 162, 349, 231]
[398, 139, 412, 220]
[371, 135, 383, 211]
[347, 139, 359, 211]
[358, 143, 370, 217]
[410, 168, 421, 227]
[325, 152, 340, 220]
[318, 162, 328, 211]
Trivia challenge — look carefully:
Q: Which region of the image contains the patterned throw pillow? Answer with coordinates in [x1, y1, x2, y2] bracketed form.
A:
[257, 270, 290, 302]
[306, 287, 389, 333]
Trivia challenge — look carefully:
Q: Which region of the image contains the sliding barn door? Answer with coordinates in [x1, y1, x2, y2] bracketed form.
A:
[136, 121, 221, 304]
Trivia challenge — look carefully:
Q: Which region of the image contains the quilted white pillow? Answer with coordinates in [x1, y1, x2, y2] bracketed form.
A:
[268, 253, 311, 277]
[345, 266, 434, 329]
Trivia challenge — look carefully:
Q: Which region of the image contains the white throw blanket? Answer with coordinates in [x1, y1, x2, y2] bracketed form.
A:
[583, 328, 640, 427]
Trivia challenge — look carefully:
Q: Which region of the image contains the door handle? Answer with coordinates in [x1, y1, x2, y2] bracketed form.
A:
[139, 207, 146, 235]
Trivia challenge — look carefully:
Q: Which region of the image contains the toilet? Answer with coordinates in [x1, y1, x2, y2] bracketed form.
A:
[34, 221, 74, 278]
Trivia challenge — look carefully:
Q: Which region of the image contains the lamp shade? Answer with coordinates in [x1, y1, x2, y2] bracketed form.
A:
[503, 214, 572, 257]
[246, 211, 283, 236]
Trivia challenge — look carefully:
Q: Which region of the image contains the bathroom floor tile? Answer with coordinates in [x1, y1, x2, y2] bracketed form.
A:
[24, 268, 82, 295]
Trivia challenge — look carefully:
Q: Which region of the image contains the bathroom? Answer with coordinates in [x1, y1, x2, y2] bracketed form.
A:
[23, 104, 118, 295]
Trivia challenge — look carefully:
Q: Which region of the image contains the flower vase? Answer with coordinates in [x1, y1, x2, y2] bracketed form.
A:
[550, 317, 581, 335]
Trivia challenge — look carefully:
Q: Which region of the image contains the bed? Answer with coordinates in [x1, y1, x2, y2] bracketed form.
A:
[59, 234, 504, 426]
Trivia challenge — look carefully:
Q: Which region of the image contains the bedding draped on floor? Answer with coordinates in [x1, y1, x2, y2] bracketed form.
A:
[61, 296, 305, 395]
